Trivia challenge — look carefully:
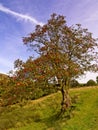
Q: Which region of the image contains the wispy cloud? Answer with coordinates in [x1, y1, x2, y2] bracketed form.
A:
[0, 3, 44, 26]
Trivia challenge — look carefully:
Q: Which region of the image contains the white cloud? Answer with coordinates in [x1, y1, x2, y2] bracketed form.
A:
[0, 3, 44, 26]
[78, 72, 98, 83]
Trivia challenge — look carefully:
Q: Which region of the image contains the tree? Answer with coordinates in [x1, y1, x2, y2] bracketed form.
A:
[23, 13, 98, 113]
[70, 79, 79, 88]
[96, 76, 98, 84]
[0, 73, 11, 97]
[86, 79, 96, 86]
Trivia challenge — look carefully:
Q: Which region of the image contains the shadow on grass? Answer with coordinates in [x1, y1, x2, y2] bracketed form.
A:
[35, 110, 73, 130]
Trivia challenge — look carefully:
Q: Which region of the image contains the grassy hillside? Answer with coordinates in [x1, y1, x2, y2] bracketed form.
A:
[0, 86, 98, 130]
[0, 73, 9, 79]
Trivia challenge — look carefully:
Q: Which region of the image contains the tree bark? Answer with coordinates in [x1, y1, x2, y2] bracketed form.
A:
[61, 85, 71, 113]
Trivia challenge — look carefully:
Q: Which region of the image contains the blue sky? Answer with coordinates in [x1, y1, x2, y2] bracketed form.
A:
[0, 0, 98, 83]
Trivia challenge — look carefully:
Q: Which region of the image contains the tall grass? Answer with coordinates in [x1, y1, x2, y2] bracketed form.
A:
[0, 86, 98, 130]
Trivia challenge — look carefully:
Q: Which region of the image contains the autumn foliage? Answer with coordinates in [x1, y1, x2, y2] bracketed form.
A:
[1, 14, 98, 111]
[23, 13, 98, 113]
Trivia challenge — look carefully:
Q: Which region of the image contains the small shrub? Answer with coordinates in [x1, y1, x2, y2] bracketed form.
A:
[86, 79, 96, 86]
[70, 79, 80, 88]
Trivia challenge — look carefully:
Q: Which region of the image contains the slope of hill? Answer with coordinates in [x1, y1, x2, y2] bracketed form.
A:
[0, 73, 9, 79]
[0, 87, 98, 130]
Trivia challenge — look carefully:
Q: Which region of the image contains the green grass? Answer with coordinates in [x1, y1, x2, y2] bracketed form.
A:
[0, 86, 98, 130]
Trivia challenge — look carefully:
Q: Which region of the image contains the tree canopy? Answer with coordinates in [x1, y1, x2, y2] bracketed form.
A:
[23, 13, 98, 83]
[22, 13, 98, 112]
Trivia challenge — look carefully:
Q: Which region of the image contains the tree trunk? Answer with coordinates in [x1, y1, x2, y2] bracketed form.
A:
[61, 86, 71, 113]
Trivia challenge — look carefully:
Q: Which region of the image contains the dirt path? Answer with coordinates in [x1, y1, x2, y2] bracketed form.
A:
[70, 86, 98, 91]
